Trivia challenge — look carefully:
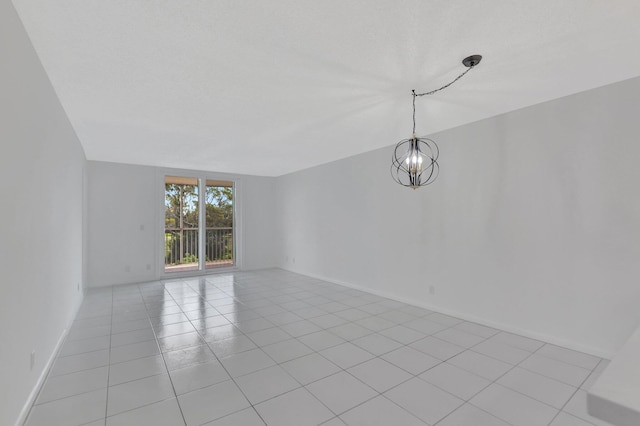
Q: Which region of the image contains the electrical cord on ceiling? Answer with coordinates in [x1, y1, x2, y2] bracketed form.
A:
[414, 66, 475, 97]
[411, 63, 478, 135]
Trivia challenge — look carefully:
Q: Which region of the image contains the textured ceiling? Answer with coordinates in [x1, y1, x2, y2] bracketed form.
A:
[12, 0, 640, 176]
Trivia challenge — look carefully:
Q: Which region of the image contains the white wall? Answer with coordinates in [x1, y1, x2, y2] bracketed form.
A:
[276, 76, 640, 358]
[87, 161, 157, 286]
[240, 175, 278, 270]
[0, 2, 86, 425]
[87, 161, 277, 287]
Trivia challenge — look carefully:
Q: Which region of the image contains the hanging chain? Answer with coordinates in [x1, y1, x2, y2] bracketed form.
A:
[412, 90, 417, 136]
[414, 66, 474, 97]
[411, 63, 477, 135]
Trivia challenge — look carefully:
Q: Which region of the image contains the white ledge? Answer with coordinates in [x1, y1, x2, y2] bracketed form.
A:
[588, 326, 640, 426]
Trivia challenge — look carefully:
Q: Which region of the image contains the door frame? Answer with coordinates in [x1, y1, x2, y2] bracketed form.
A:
[156, 167, 243, 279]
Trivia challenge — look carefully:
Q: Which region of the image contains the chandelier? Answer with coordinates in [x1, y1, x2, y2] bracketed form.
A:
[391, 55, 482, 189]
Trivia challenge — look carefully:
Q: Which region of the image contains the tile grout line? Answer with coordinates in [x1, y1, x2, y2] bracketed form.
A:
[102, 286, 114, 425]
[544, 358, 604, 426]
[462, 340, 596, 426]
[409, 326, 549, 426]
[382, 324, 507, 426]
[210, 281, 438, 423]
[39, 270, 608, 426]
[153, 281, 500, 424]
[183, 276, 399, 424]
[210, 289, 575, 425]
[21, 325, 80, 424]
[145, 279, 189, 426]
[179, 276, 271, 425]
[425, 326, 547, 426]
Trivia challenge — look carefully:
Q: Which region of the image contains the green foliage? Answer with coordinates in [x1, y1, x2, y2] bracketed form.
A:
[182, 252, 198, 263]
[164, 233, 175, 261]
[165, 183, 233, 229]
[165, 183, 199, 229]
[205, 186, 233, 228]
[164, 181, 235, 266]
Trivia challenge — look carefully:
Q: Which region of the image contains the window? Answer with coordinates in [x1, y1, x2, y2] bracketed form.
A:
[164, 176, 235, 273]
[204, 180, 234, 270]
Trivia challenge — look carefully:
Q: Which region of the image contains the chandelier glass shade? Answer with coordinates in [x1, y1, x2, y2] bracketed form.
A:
[391, 55, 481, 189]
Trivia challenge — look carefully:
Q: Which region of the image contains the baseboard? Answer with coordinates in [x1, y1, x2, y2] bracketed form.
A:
[277, 267, 615, 360]
[15, 290, 84, 426]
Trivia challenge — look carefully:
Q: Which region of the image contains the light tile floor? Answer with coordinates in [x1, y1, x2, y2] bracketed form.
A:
[25, 269, 613, 426]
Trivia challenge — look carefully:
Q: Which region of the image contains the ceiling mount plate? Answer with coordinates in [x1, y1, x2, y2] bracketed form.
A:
[462, 55, 482, 67]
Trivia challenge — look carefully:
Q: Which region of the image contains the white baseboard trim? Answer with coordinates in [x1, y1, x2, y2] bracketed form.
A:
[15, 290, 84, 426]
[15, 328, 68, 426]
[277, 267, 615, 360]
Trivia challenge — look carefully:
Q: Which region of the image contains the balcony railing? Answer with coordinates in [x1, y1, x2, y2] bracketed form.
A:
[164, 227, 233, 271]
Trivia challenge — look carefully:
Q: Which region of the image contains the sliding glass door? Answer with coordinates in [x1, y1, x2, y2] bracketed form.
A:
[204, 180, 234, 270]
[164, 176, 200, 273]
[164, 176, 234, 273]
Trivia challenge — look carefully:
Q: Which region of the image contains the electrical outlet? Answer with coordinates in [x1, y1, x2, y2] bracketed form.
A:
[292, 257, 295, 264]
[30, 351, 35, 370]
[146, 264, 151, 270]
[77, 282, 80, 292]
[429, 285, 435, 295]
[124, 265, 131, 272]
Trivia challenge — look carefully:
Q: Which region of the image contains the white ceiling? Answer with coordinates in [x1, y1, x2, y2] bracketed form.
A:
[12, 0, 640, 176]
